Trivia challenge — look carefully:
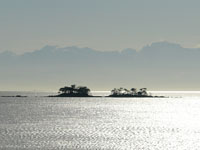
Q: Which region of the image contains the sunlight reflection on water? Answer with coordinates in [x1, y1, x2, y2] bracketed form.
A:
[0, 92, 200, 149]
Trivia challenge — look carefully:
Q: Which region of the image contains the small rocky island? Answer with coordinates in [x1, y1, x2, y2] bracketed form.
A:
[50, 84, 164, 98]
[1, 95, 27, 98]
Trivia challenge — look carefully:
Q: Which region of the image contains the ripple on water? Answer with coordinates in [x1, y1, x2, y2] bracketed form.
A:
[0, 97, 200, 149]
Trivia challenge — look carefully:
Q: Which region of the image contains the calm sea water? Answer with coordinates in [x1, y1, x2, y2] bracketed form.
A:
[0, 91, 200, 150]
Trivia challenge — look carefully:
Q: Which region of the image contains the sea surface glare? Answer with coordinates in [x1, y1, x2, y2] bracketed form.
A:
[0, 91, 200, 149]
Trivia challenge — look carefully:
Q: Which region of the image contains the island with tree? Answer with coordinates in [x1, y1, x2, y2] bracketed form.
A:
[50, 84, 92, 97]
[109, 87, 153, 97]
[50, 84, 164, 98]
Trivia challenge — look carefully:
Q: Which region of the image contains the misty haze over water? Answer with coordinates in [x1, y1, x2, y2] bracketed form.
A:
[1, 41, 200, 91]
[1, 1, 200, 149]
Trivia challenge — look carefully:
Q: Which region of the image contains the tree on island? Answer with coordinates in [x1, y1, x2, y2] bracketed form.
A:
[58, 84, 91, 97]
[109, 87, 149, 97]
[130, 88, 137, 95]
[137, 88, 148, 96]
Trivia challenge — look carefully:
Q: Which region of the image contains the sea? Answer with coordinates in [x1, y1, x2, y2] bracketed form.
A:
[0, 91, 200, 150]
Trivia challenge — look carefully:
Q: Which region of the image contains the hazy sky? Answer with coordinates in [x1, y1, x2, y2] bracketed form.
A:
[0, 0, 200, 53]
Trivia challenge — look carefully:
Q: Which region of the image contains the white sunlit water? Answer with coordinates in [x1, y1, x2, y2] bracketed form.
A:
[0, 91, 200, 149]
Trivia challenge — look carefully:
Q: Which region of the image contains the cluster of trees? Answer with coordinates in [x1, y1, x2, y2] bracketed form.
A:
[56, 84, 150, 97]
[58, 84, 91, 97]
[110, 88, 148, 97]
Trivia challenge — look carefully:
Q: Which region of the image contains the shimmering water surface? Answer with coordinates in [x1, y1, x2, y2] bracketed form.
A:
[1, 92, 200, 150]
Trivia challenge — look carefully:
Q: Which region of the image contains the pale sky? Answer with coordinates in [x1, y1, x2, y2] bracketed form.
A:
[0, 0, 200, 53]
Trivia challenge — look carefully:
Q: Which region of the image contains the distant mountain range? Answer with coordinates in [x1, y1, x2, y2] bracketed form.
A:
[1, 41, 200, 91]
